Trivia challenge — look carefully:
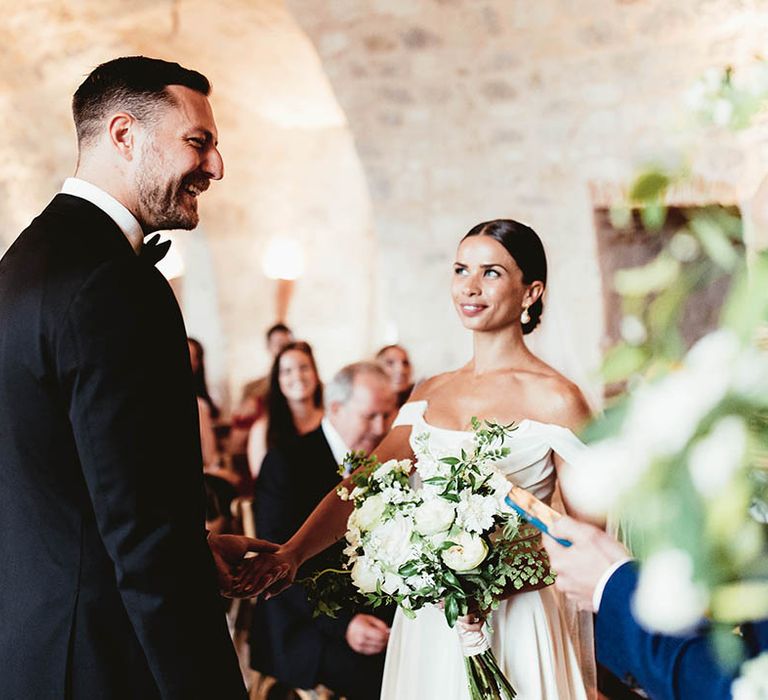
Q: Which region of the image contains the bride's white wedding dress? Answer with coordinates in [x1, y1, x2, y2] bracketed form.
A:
[380, 400, 593, 700]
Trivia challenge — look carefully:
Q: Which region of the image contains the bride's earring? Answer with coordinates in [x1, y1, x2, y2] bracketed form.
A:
[520, 306, 531, 324]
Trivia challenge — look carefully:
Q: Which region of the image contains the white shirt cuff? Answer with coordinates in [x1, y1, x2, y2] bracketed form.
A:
[593, 557, 633, 612]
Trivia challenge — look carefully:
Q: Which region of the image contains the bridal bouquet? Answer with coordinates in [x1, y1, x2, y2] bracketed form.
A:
[302, 419, 555, 700]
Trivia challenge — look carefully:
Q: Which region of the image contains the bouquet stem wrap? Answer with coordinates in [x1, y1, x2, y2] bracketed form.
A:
[457, 624, 491, 656]
[457, 625, 516, 699]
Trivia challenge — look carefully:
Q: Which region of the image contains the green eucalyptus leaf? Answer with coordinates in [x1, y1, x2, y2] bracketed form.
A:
[601, 344, 648, 383]
[445, 594, 459, 627]
[641, 202, 667, 231]
[690, 213, 739, 271]
[614, 255, 681, 296]
[630, 170, 671, 203]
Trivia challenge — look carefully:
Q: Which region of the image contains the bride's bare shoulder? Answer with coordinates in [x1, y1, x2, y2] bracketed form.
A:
[408, 370, 460, 401]
[529, 369, 591, 430]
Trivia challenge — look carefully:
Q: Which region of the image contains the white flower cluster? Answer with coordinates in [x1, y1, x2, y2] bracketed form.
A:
[563, 329, 767, 518]
[631, 548, 708, 635]
[684, 61, 768, 129]
[732, 651, 768, 700]
[341, 428, 518, 609]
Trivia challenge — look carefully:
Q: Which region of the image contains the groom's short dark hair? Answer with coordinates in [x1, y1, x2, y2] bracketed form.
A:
[72, 56, 211, 147]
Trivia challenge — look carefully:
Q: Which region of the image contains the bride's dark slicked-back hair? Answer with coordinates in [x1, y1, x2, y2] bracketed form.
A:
[462, 219, 547, 335]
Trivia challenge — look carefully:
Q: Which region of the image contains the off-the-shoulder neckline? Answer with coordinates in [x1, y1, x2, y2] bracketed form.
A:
[402, 399, 571, 435]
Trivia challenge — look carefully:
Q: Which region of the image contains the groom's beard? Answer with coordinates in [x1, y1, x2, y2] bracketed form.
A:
[135, 140, 207, 232]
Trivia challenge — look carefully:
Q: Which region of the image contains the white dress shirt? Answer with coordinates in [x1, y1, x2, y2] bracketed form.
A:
[321, 417, 349, 467]
[61, 177, 144, 254]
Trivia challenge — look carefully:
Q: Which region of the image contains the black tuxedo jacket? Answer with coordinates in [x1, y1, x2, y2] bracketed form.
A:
[0, 195, 245, 699]
[250, 426, 390, 696]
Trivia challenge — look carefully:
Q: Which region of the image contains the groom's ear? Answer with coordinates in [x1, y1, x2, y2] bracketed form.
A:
[107, 112, 139, 161]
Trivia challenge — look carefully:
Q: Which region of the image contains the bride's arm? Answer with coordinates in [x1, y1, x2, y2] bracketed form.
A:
[238, 425, 414, 597]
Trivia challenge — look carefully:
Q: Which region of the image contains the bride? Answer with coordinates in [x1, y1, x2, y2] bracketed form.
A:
[245, 219, 594, 699]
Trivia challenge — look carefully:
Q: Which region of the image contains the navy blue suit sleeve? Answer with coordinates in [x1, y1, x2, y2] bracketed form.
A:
[597, 562, 738, 700]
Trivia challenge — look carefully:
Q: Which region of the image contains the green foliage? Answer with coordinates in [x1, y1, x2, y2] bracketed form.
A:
[629, 170, 671, 203]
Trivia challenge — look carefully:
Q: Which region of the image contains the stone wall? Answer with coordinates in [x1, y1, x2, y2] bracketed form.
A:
[288, 0, 768, 401]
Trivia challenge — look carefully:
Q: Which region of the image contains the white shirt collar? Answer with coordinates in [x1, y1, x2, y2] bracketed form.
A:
[61, 177, 144, 254]
[321, 417, 350, 467]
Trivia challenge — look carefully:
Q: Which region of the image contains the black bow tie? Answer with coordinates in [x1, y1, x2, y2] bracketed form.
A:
[140, 234, 172, 265]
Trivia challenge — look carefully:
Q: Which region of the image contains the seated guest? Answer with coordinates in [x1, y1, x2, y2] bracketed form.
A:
[250, 362, 397, 700]
[542, 516, 768, 700]
[230, 324, 294, 454]
[188, 337, 220, 420]
[247, 341, 324, 480]
[376, 343, 414, 407]
[187, 337, 221, 471]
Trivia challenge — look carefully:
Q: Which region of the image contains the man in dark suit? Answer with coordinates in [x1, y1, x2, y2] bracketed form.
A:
[543, 515, 768, 699]
[250, 362, 398, 699]
[0, 56, 275, 699]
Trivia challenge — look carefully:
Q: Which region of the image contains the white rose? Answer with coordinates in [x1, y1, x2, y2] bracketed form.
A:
[632, 548, 708, 635]
[354, 494, 387, 531]
[441, 531, 489, 572]
[372, 514, 414, 568]
[381, 571, 407, 595]
[414, 497, 455, 536]
[350, 556, 380, 593]
[732, 651, 768, 699]
[688, 416, 747, 498]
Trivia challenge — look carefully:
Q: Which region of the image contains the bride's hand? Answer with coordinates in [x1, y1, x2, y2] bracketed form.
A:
[207, 533, 279, 598]
[231, 544, 301, 598]
[457, 611, 485, 634]
[437, 599, 486, 633]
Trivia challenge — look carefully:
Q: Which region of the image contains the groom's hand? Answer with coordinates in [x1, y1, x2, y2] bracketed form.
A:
[542, 515, 629, 611]
[230, 545, 300, 599]
[207, 533, 279, 598]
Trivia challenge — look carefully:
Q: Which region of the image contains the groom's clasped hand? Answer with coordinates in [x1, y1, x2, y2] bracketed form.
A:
[207, 533, 282, 597]
[229, 544, 298, 598]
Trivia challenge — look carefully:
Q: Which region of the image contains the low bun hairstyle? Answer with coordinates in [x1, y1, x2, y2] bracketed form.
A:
[462, 219, 547, 335]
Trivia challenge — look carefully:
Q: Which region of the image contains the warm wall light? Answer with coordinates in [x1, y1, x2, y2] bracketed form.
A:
[261, 237, 306, 281]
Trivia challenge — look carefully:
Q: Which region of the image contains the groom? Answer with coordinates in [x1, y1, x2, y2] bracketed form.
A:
[0, 56, 274, 699]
